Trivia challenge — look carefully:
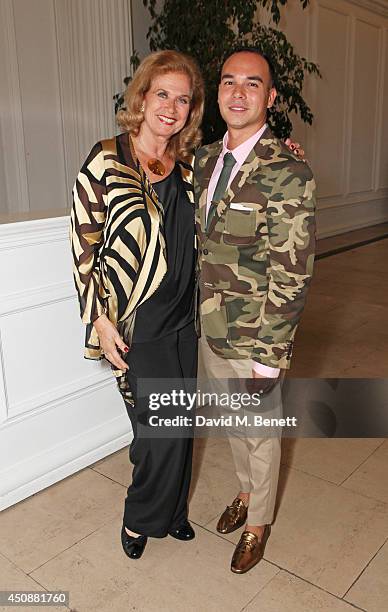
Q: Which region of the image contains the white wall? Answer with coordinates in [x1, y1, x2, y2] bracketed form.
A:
[1, 0, 387, 234]
[0, 0, 134, 217]
[129, 0, 388, 237]
[0, 0, 135, 510]
[278, 0, 388, 236]
[0, 217, 129, 510]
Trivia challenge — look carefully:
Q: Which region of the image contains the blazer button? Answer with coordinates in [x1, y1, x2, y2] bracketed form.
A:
[203, 248, 209, 255]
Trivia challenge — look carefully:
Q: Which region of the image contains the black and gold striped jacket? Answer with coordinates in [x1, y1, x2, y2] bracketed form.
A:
[70, 132, 194, 406]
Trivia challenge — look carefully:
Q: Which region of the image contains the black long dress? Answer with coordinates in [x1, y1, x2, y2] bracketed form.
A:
[123, 164, 197, 537]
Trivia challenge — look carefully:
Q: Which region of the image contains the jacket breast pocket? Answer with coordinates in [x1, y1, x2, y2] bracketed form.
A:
[224, 208, 257, 245]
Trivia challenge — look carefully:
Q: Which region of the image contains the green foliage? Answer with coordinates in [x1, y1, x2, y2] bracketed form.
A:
[113, 51, 140, 114]
[115, 0, 320, 142]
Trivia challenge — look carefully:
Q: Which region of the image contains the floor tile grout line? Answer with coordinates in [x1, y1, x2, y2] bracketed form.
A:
[338, 483, 388, 505]
[281, 460, 388, 506]
[191, 515, 223, 530]
[280, 462, 342, 486]
[90, 471, 243, 531]
[3, 516, 375, 610]
[90, 440, 387, 501]
[3, 439, 385, 604]
[339, 439, 387, 487]
[239, 570, 281, 612]
[22, 516, 231, 579]
[0, 549, 18, 568]
[260, 559, 366, 608]
[237, 551, 369, 611]
[0, 553, 72, 612]
[23, 573, 72, 611]
[25, 523, 109, 576]
[282, 462, 356, 490]
[189, 521, 237, 544]
[194, 461, 388, 540]
[255, 566, 368, 612]
[342, 535, 388, 601]
[89, 466, 128, 488]
[178, 521, 371, 610]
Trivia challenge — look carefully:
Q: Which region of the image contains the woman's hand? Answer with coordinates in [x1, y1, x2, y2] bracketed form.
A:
[93, 314, 129, 370]
[284, 138, 305, 161]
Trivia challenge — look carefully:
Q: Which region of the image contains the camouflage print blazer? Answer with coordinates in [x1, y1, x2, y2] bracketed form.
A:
[194, 126, 316, 370]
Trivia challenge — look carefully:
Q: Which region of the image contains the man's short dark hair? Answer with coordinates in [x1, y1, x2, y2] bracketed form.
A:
[223, 47, 276, 88]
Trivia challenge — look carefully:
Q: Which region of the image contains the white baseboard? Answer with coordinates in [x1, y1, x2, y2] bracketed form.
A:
[0, 417, 132, 511]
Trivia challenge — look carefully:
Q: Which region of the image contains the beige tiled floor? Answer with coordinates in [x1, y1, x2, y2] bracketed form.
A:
[205, 464, 388, 596]
[281, 438, 385, 485]
[1, 227, 387, 611]
[245, 571, 361, 612]
[345, 540, 388, 612]
[2, 437, 388, 611]
[291, 233, 388, 378]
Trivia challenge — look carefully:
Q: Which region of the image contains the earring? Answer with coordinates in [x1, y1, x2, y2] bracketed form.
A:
[140, 102, 145, 113]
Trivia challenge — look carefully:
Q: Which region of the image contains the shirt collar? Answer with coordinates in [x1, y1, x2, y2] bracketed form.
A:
[221, 123, 268, 166]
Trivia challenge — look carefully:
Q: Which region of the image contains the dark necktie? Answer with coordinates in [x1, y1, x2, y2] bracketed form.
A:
[206, 152, 236, 232]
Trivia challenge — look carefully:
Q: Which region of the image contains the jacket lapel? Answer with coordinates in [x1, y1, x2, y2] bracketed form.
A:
[206, 126, 275, 236]
[196, 141, 223, 232]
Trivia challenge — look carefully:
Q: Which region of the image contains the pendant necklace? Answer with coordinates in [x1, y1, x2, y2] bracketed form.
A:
[129, 135, 166, 176]
[147, 158, 166, 176]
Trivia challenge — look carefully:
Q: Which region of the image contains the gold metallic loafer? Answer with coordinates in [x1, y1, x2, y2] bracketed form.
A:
[231, 526, 271, 574]
[216, 497, 248, 534]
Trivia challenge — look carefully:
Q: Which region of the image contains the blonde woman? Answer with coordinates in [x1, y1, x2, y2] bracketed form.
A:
[70, 50, 204, 560]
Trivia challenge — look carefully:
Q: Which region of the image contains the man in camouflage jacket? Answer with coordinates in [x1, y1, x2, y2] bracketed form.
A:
[194, 49, 316, 574]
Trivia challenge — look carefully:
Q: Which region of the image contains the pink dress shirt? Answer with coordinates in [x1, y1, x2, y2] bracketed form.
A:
[206, 124, 280, 378]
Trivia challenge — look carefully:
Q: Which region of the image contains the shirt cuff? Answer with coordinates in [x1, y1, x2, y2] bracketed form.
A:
[252, 361, 280, 378]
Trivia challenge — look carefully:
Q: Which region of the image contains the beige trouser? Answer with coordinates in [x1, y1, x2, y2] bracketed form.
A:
[198, 334, 281, 526]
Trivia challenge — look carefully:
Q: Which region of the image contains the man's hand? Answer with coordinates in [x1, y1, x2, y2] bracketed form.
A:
[93, 314, 129, 370]
[247, 369, 280, 397]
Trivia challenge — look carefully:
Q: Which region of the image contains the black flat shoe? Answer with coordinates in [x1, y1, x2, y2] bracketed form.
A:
[121, 525, 147, 559]
[168, 520, 195, 541]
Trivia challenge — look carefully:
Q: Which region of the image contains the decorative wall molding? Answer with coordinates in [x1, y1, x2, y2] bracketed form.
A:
[301, 0, 388, 230]
[0, 331, 9, 426]
[0, 214, 127, 511]
[0, 281, 74, 318]
[0, 414, 130, 509]
[318, 188, 388, 209]
[317, 196, 388, 237]
[379, 28, 388, 189]
[0, 215, 69, 250]
[0, 1, 134, 217]
[4, 370, 114, 424]
[0, 0, 29, 214]
[374, 27, 386, 189]
[0, 2, 136, 513]
[344, 14, 356, 196]
[347, 0, 388, 19]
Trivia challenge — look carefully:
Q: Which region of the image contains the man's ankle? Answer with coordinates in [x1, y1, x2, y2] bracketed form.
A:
[237, 492, 250, 507]
[245, 524, 266, 538]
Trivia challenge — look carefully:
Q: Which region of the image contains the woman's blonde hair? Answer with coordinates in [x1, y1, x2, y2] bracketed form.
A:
[117, 50, 204, 162]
